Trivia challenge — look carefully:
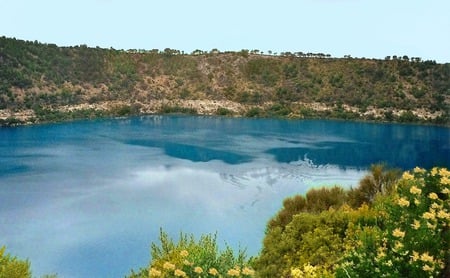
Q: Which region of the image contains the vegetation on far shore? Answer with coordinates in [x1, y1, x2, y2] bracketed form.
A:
[2, 165, 449, 277]
[1, 36, 449, 126]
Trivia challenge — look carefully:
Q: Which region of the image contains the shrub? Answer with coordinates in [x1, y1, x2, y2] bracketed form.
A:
[111, 104, 132, 116]
[336, 167, 450, 277]
[160, 105, 198, 115]
[216, 107, 234, 116]
[397, 110, 419, 123]
[268, 195, 307, 230]
[305, 186, 347, 213]
[0, 246, 32, 278]
[267, 103, 291, 117]
[347, 164, 401, 208]
[245, 107, 262, 118]
[268, 186, 349, 230]
[127, 229, 254, 278]
[255, 204, 380, 277]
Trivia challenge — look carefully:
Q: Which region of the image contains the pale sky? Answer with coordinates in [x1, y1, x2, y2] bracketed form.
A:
[1, 0, 449, 62]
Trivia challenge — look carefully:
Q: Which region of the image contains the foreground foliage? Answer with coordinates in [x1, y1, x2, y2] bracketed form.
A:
[0, 246, 31, 278]
[255, 166, 449, 277]
[336, 167, 450, 277]
[127, 229, 254, 277]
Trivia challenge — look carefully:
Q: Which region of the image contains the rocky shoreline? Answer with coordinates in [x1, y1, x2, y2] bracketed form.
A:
[0, 99, 446, 127]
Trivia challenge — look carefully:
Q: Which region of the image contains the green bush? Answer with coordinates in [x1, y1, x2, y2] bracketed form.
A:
[305, 186, 348, 213]
[255, 204, 380, 277]
[0, 246, 31, 278]
[347, 164, 401, 208]
[268, 195, 307, 230]
[111, 104, 132, 116]
[216, 107, 234, 116]
[160, 105, 198, 115]
[336, 167, 450, 277]
[245, 107, 262, 118]
[267, 103, 291, 117]
[128, 229, 254, 278]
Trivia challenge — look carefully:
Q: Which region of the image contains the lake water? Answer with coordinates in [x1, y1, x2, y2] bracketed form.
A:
[0, 116, 449, 277]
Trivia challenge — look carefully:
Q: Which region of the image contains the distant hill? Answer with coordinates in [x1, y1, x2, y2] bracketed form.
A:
[0, 36, 449, 125]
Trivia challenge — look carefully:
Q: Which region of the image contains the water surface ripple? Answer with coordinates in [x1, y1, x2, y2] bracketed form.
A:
[0, 116, 448, 277]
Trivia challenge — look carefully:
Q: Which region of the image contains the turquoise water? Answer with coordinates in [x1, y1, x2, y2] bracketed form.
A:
[0, 116, 448, 277]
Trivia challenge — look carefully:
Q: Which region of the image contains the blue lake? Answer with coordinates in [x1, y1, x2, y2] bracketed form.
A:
[0, 116, 449, 277]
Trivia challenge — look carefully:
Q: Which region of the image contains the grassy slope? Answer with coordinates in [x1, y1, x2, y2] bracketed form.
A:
[0, 37, 449, 125]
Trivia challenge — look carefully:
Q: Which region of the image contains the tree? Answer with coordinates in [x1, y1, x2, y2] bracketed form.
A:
[192, 49, 204, 55]
[210, 48, 220, 54]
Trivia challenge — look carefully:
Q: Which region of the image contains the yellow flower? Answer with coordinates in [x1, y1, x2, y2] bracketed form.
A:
[423, 211, 436, 220]
[208, 268, 219, 276]
[422, 264, 434, 272]
[441, 176, 450, 186]
[411, 251, 419, 262]
[392, 228, 405, 238]
[242, 267, 255, 276]
[394, 241, 404, 251]
[163, 262, 176, 271]
[402, 172, 414, 180]
[410, 186, 422, 195]
[442, 187, 450, 194]
[431, 202, 442, 209]
[428, 192, 439, 200]
[194, 266, 203, 274]
[438, 260, 445, 270]
[227, 268, 240, 276]
[414, 198, 421, 205]
[397, 197, 410, 207]
[385, 260, 393, 267]
[411, 219, 421, 230]
[149, 267, 162, 277]
[376, 247, 386, 260]
[174, 269, 187, 277]
[420, 252, 434, 263]
[437, 210, 450, 220]
[180, 250, 189, 257]
[431, 167, 439, 176]
[183, 259, 193, 266]
[291, 268, 302, 278]
[438, 168, 450, 177]
[413, 167, 425, 174]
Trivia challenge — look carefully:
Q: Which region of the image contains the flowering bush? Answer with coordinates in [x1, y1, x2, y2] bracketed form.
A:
[128, 229, 255, 277]
[336, 167, 450, 277]
[290, 263, 333, 278]
[0, 246, 31, 278]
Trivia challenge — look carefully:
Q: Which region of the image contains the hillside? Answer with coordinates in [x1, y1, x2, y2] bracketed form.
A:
[1, 36, 449, 125]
